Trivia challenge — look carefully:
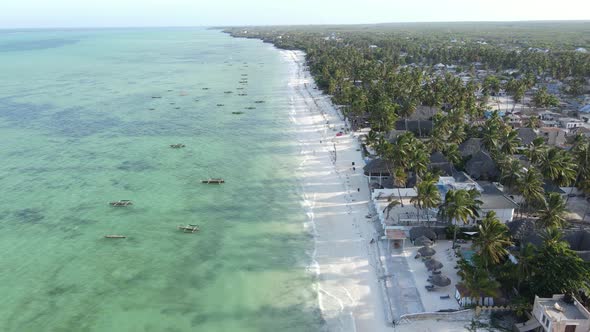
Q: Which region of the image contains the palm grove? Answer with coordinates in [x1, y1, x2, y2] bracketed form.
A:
[226, 23, 590, 307]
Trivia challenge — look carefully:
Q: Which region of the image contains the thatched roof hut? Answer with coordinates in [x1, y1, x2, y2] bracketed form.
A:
[418, 246, 436, 257]
[409, 226, 437, 242]
[430, 274, 451, 287]
[425, 258, 443, 271]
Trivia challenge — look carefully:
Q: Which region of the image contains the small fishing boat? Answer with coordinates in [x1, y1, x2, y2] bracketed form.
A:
[109, 200, 133, 207]
[217, 104, 225, 106]
[236, 87, 244, 90]
[170, 144, 186, 148]
[254, 100, 265, 104]
[245, 107, 256, 110]
[151, 96, 162, 99]
[104, 235, 127, 239]
[177, 225, 200, 233]
[202, 178, 225, 184]
[224, 91, 233, 94]
[202, 87, 209, 90]
[232, 111, 244, 115]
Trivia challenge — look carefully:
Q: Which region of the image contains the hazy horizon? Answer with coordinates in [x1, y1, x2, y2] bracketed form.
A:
[1, 0, 589, 29]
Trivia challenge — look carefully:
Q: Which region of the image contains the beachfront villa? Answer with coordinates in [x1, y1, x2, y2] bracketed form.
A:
[371, 171, 517, 237]
[516, 294, 590, 332]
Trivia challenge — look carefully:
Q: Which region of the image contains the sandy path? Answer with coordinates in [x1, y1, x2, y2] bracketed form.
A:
[283, 50, 391, 332]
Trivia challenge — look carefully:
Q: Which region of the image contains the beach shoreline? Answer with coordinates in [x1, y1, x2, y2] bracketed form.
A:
[282, 50, 391, 332]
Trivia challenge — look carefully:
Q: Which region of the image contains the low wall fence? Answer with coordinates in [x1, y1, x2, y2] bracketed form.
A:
[396, 309, 476, 325]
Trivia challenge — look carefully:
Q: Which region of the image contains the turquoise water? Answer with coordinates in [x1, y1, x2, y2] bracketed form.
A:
[0, 28, 322, 331]
[461, 249, 475, 263]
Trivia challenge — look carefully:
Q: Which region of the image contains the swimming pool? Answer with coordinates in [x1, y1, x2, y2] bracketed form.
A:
[461, 249, 475, 263]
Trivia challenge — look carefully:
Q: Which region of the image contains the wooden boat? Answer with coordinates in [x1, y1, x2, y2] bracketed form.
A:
[217, 104, 225, 106]
[170, 144, 186, 148]
[245, 107, 256, 110]
[254, 100, 265, 104]
[232, 112, 244, 115]
[238, 93, 248, 96]
[177, 225, 200, 233]
[104, 235, 126, 239]
[109, 200, 133, 207]
[224, 91, 233, 94]
[201, 178, 225, 184]
[151, 96, 162, 99]
[202, 87, 209, 90]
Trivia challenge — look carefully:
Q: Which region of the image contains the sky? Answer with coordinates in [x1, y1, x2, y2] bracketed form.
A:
[1, 0, 589, 28]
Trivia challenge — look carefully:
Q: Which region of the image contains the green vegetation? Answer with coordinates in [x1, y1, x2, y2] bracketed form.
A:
[225, 21, 590, 309]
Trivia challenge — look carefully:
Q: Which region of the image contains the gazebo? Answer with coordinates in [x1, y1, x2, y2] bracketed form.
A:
[385, 229, 407, 249]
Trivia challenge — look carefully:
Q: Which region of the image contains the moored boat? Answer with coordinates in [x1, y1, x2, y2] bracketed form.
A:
[104, 235, 126, 239]
[109, 200, 133, 207]
[177, 225, 200, 233]
[201, 178, 225, 184]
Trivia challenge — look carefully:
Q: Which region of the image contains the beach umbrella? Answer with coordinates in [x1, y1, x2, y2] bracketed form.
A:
[418, 246, 436, 257]
[425, 258, 444, 271]
[415, 235, 433, 246]
[409, 226, 437, 242]
[430, 274, 451, 287]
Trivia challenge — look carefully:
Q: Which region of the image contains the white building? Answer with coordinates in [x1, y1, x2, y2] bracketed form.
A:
[517, 294, 590, 332]
[559, 117, 584, 131]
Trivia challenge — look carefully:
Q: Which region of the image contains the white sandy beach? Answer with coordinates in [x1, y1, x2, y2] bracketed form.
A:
[283, 50, 390, 332]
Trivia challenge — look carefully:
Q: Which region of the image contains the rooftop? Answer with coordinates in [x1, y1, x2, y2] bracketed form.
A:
[537, 295, 589, 321]
[478, 182, 519, 209]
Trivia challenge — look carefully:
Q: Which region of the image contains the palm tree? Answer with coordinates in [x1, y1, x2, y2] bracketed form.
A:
[365, 130, 381, 148]
[392, 167, 407, 207]
[383, 196, 401, 220]
[498, 129, 521, 155]
[516, 243, 536, 292]
[539, 148, 577, 187]
[540, 226, 564, 248]
[517, 167, 545, 216]
[408, 145, 429, 178]
[499, 157, 524, 193]
[525, 116, 540, 129]
[443, 143, 462, 165]
[411, 177, 441, 226]
[538, 193, 567, 228]
[457, 259, 501, 304]
[571, 139, 590, 200]
[438, 189, 482, 248]
[472, 211, 513, 270]
[526, 137, 547, 166]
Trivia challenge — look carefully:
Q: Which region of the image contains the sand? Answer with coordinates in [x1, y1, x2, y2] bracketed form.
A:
[284, 50, 391, 332]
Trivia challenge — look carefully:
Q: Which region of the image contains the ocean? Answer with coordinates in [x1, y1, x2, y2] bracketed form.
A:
[0, 28, 322, 331]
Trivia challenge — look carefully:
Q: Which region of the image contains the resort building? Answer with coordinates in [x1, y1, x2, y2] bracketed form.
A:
[370, 171, 517, 238]
[516, 294, 590, 332]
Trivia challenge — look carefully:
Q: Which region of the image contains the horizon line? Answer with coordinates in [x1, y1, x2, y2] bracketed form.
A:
[1, 19, 589, 31]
